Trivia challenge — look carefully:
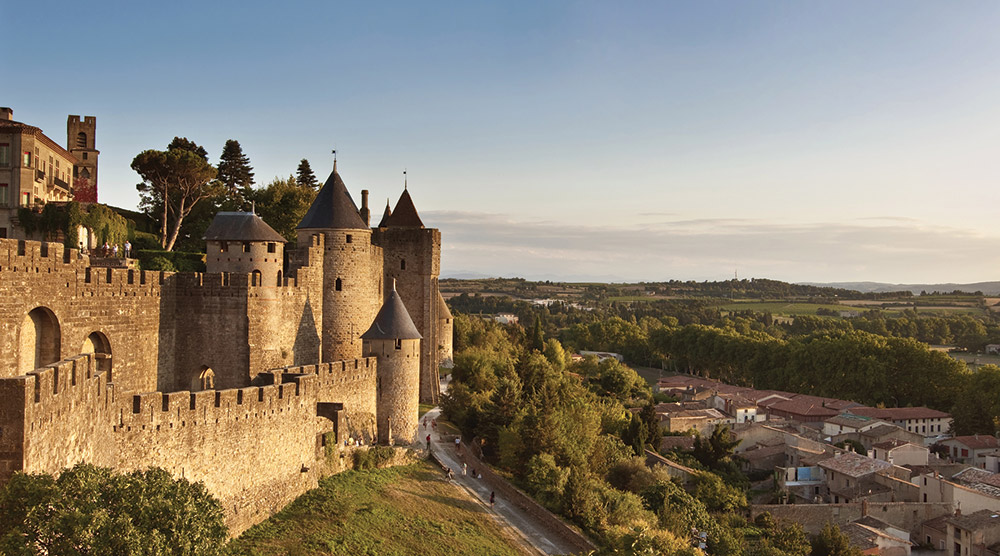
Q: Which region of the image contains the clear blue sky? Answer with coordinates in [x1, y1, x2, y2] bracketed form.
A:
[6, 2, 1000, 283]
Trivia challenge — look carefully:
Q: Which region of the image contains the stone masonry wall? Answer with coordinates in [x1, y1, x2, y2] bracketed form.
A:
[0, 353, 115, 483]
[368, 338, 420, 445]
[373, 227, 442, 404]
[321, 229, 381, 362]
[0, 239, 163, 393]
[165, 273, 251, 391]
[274, 358, 378, 443]
[115, 374, 320, 535]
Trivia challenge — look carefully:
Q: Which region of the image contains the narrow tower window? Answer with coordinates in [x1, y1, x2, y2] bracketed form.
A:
[77, 132, 87, 148]
[346, 234, 352, 243]
[400, 259, 406, 270]
[335, 278, 342, 291]
[395, 339, 402, 350]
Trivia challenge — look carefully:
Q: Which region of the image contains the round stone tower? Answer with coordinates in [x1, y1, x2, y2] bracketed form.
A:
[362, 281, 421, 445]
[203, 211, 286, 286]
[296, 161, 381, 362]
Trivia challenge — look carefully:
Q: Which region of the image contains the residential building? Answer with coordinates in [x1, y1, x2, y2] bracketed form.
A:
[847, 407, 952, 441]
[872, 440, 930, 467]
[0, 107, 89, 239]
[941, 437, 1000, 468]
[945, 509, 1000, 556]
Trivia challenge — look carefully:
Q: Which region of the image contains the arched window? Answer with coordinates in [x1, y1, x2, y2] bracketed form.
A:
[76, 132, 87, 148]
[19, 307, 61, 375]
[82, 331, 113, 376]
[335, 277, 342, 291]
[276, 270, 282, 286]
[252, 270, 262, 286]
[192, 366, 215, 391]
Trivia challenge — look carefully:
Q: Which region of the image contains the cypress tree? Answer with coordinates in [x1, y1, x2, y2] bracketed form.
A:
[217, 139, 255, 194]
[296, 158, 318, 189]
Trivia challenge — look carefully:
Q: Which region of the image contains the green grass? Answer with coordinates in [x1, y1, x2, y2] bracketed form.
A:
[419, 404, 434, 418]
[227, 462, 525, 556]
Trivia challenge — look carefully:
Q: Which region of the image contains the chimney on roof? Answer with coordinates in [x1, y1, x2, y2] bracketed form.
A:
[0, 107, 11, 121]
[360, 189, 370, 226]
[955, 502, 962, 517]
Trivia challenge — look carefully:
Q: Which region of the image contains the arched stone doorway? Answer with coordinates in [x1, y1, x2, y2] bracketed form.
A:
[192, 366, 215, 391]
[81, 331, 113, 378]
[18, 307, 60, 375]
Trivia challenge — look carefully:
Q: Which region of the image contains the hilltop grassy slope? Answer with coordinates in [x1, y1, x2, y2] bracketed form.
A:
[227, 462, 529, 556]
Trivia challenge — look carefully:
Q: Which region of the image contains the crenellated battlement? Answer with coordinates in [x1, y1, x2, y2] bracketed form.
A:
[117, 372, 316, 432]
[0, 238, 87, 273]
[24, 354, 108, 405]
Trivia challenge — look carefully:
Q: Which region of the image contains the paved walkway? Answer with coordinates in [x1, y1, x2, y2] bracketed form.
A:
[417, 405, 582, 555]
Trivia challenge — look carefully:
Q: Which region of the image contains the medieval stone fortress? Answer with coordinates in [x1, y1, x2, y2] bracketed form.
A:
[0, 107, 453, 534]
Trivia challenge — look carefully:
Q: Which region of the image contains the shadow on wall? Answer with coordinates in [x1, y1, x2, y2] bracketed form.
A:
[294, 297, 320, 366]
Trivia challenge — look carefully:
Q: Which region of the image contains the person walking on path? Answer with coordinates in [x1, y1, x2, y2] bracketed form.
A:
[462, 463, 467, 476]
[490, 491, 495, 508]
[426, 434, 431, 449]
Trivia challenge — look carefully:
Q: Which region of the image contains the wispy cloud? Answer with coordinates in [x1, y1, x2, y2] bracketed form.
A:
[423, 211, 1000, 283]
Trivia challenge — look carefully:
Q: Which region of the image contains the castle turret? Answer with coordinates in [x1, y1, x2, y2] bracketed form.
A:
[371, 186, 442, 404]
[437, 292, 454, 369]
[204, 212, 286, 285]
[297, 162, 382, 362]
[362, 281, 421, 445]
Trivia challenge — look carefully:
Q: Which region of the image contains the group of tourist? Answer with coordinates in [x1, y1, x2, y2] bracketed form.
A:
[80, 240, 132, 259]
[423, 415, 494, 508]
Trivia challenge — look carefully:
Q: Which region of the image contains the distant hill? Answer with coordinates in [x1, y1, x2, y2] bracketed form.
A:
[801, 281, 1000, 295]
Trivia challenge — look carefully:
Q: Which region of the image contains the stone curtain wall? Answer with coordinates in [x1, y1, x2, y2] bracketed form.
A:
[0, 239, 163, 393]
[273, 359, 378, 443]
[0, 353, 115, 482]
[115, 374, 320, 535]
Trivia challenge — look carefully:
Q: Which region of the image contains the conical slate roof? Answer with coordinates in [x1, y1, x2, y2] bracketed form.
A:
[296, 164, 367, 230]
[383, 189, 424, 228]
[361, 287, 422, 340]
[376, 199, 392, 228]
[204, 212, 286, 243]
[437, 291, 452, 320]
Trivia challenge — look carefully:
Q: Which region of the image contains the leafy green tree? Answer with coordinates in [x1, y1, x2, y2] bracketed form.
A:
[217, 139, 253, 210]
[692, 425, 740, 470]
[811, 523, 862, 556]
[246, 175, 317, 243]
[691, 471, 747, 513]
[951, 365, 1000, 435]
[133, 143, 219, 251]
[296, 158, 318, 189]
[167, 137, 208, 160]
[0, 464, 227, 555]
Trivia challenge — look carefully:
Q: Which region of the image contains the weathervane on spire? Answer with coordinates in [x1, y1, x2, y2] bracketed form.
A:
[332, 149, 337, 171]
[403, 169, 407, 190]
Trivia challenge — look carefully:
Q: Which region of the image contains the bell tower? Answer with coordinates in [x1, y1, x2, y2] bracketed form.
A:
[67, 115, 99, 202]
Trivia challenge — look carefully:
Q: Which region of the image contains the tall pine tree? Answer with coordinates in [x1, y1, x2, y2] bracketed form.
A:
[296, 158, 318, 189]
[218, 139, 254, 194]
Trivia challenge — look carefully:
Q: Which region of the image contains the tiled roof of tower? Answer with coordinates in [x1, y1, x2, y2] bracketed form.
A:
[203, 212, 286, 242]
[377, 200, 392, 228]
[361, 287, 422, 340]
[383, 189, 424, 228]
[296, 165, 367, 230]
[437, 292, 453, 320]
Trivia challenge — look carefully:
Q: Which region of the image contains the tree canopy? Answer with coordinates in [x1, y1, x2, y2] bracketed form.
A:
[217, 139, 255, 208]
[296, 158, 318, 189]
[0, 464, 227, 555]
[133, 141, 219, 251]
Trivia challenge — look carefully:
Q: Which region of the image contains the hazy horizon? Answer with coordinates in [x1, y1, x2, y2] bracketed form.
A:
[7, 2, 1000, 284]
